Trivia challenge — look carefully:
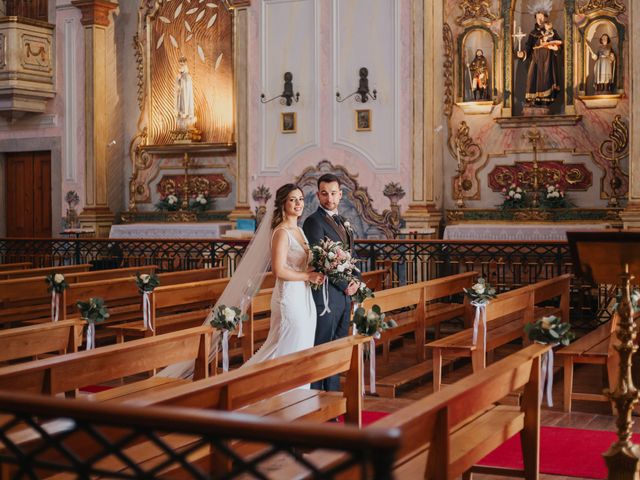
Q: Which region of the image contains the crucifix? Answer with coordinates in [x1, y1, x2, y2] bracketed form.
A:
[524, 127, 545, 208]
[512, 21, 527, 55]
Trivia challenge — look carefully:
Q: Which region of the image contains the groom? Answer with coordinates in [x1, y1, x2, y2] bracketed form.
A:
[303, 173, 359, 391]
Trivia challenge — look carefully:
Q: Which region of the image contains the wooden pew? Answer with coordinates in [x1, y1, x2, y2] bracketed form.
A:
[0, 320, 83, 364]
[0, 326, 212, 399]
[0, 262, 31, 271]
[426, 274, 571, 392]
[557, 314, 620, 412]
[0, 263, 92, 280]
[0, 265, 159, 326]
[359, 272, 477, 397]
[427, 287, 534, 392]
[60, 267, 225, 334]
[0, 390, 399, 479]
[282, 343, 549, 480]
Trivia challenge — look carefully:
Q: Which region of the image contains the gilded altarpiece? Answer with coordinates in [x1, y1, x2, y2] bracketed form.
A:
[443, 0, 629, 222]
[127, 0, 237, 214]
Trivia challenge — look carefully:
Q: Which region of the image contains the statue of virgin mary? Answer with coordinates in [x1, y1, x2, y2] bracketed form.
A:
[175, 56, 197, 131]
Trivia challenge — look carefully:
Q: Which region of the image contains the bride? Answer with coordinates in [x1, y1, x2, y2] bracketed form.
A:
[245, 183, 324, 364]
[158, 183, 323, 379]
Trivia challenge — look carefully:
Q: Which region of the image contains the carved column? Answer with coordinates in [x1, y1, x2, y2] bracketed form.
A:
[621, 0, 640, 228]
[403, 0, 443, 232]
[228, 0, 252, 220]
[72, 0, 117, 237]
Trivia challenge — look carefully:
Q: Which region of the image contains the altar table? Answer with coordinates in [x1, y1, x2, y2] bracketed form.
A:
[442, 224, 607, 242]
[109, 222, 234, 239]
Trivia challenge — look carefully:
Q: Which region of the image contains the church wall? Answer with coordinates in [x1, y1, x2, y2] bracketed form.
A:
[0, 1, 85, 232]
[442, 0, 630, 214]
[246, 0, 414, 216]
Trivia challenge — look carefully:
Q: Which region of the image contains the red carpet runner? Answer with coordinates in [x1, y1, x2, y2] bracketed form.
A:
[350, 413, 619, 479]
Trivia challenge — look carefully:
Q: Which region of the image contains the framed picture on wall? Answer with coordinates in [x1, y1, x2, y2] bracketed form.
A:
[281, 112, 297, 133]
[355, 109, 371, 131]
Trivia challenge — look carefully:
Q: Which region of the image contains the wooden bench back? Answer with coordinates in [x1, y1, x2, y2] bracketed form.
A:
[0, 265, 159, 307]
[0, 263, 92, 280]
[0, 320, 84, 363]
[361, 282, 425, 313]
[131, 336, 369, 416]
[423, 271, 477, 302]
[367, 343, 548, 478]
[496, 273, 571, 321]
[62, 268, 225, 320]
[0, 326, 212, 396]
[0, 261, 31, 271]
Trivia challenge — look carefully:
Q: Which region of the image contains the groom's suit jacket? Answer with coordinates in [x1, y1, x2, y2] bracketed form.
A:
[302, 207, 355, 308]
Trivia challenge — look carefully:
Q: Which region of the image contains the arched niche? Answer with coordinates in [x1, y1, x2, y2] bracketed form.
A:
[505, 0, 575, 116]
[579, 17, 623, 97]
[457, 27, 499, 104]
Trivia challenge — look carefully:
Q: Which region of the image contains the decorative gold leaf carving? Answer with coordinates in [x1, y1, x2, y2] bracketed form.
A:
[579, 0, 625, 15]
[443, 23, 454, 118]
[456, 0, 497, 26]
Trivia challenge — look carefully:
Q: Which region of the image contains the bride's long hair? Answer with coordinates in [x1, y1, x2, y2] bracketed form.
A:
[271, 183, 303, 229]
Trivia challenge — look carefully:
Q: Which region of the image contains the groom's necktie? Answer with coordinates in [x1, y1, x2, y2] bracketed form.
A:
[331, 214, 349, 244]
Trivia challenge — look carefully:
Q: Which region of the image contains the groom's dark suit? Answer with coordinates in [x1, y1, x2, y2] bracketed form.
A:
[303, 207, 355, 391]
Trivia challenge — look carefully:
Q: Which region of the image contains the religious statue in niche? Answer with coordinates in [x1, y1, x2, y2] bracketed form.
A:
[172, 57, 202, 143]
[515, 0, 563, 108]
[589, 33, 616, 93]
[467, 49, 490, 101]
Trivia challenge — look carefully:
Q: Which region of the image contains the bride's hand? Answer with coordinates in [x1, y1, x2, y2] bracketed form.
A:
[307, 272, 325, 286]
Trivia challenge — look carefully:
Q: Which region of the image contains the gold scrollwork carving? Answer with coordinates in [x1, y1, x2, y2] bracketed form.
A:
[454, 121, 482, 164]
[443, 23, 454, 118]
[600, 114, 629, 206]
[579, 0, 625, 15]
[455, 0, 497, 26]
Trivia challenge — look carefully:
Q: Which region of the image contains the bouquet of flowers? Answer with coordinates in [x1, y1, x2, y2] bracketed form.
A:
[352, 281, 374, 305]
[46, 272, 68, 294]
[46, 272, 68, 322]
[463, 278, 497, 305]
[524, 315, 574, 346]
[210, 305, 247, 332]
[76, 297, 110, 350]
[189, 192, 213, 213]
[500, 184, 526, 210]
[210, 304, 248, 372]
[135, 272, 160, 294]
[155, 193, 180, 211]
[65, 190, 80, 208]
[540, 184, 570, 209]
[351, 305, 397, 338]
[310, 239, 359, 290]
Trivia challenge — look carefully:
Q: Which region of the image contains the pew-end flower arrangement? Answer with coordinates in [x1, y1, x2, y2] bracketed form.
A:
[76, 297, 110, 350]
[136, 272, 160, 332]
[463, 278, 497, 305]
[352, 281, 374, 305]
[135, 272, 160, 293]
[46, 272, 68, 322]
[210, 305, 248, 372]
[524, 315, 575, 346]
[351, 305, 397, 339]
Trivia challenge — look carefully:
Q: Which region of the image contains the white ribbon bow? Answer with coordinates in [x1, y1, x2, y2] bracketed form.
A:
[86, 323, 95, 350]
[319, 276, 331, 316]
[368, 337, 377, 395]
[51, 291, 60, 322]
[471, 300, 488, 352]
[540, 347, 555, 407]
[221, 330, 230, 372]
[142, 291, 154, 333]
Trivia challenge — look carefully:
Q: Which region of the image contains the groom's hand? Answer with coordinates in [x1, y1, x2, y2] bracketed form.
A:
[345, 280, 359, 296]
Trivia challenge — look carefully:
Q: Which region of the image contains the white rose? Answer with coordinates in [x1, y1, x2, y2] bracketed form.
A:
[200, 197, 207, 205]
[343, 221, 351, 229]
[337, 264, 346, 273]
[223, 307, 236, 322]
[514, 193, 522, 200]
[540, 317, 552, 330]
[54, 273, 65, 284]
[139, 274, 150, 284]
[327, 252, 336, 260]
[168, 196, 176, 205]
[472, 283, 485, 295]
[366, 311, 377, 322]
[547, 185, 554, 192]
[509, 190, 515, 197]
[516, 187, 522, 193]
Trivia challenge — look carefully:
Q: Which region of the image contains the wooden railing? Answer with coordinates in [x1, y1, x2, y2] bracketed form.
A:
[0, 237, 607, 328]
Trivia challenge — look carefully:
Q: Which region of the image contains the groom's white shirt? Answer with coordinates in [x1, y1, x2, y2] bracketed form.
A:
[320, 207, 339, 217]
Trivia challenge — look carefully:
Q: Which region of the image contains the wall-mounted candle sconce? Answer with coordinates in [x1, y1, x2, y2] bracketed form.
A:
[336, 67, 377, 103]
[260, 72, 300, 106]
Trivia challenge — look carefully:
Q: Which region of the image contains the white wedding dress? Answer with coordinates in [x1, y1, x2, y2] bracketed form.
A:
[244, 227, 317, 370]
